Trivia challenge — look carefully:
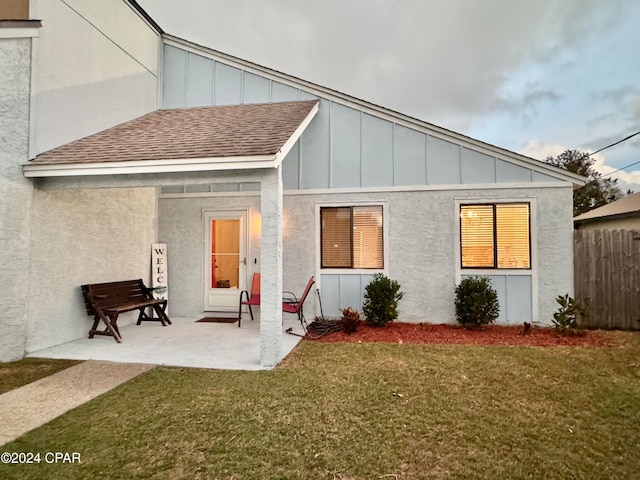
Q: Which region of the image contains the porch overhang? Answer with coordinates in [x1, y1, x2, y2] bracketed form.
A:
[24, 154, 280, 177]
[23, 100, 318, 178]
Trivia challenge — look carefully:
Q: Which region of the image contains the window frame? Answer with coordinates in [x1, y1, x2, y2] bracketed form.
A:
[459, 202, 532, 270]
[316, 202, 388, 275]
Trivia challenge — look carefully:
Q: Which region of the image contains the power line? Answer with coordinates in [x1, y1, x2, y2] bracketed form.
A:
[585, 130, 640, 177]
[590, 130, 640, 156]
[607, 158, 640, 176]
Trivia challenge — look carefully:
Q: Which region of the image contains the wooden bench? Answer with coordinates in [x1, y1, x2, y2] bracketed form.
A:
[81, 279, 171, 343]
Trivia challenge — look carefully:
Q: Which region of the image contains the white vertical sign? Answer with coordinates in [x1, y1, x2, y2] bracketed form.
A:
[151, 243, 168, 314]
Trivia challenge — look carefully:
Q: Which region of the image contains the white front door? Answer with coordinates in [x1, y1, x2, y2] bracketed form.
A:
[203, 210, 248, 312]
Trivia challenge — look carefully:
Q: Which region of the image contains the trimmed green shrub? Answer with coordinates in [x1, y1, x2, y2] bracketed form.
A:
[362, 274, 404, 327]
[454, 276, 500, 329]
[340, 307, 362, 334]
[552, 294, 586, 336]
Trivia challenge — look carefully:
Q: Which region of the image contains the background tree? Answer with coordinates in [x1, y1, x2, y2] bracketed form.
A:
[545, 149, 624, 216]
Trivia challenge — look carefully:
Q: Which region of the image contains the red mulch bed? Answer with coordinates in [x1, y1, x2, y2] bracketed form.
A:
[312, 322, 614, 347]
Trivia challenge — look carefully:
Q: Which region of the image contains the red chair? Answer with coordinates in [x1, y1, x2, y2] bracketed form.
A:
[238, 273, 260, 327]
[282, 276, 315, 331]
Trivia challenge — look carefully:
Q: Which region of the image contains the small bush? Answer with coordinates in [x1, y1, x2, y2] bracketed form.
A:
[454, 276, 500, 329]
[552, 294, 586, 336]
[362, 274, 404, 327]
[340, 307, 361, 334]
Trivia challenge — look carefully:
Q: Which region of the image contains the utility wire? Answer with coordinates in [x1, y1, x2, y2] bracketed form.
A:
[607, 159, 640, 176]
[590, 130, 640, 156]
[585, 130, 640, 177]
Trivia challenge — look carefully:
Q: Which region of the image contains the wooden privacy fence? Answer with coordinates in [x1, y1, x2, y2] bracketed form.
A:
[574, 229, 640, 330]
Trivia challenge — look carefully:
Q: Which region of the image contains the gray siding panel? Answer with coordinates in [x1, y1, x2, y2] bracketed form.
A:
[214, 62, 242, 105]
[243, 72, 270, 104]
[320, 273, 372, 317]
[320, 275, 341, 316]
[507, 275, 532, 322]
[463, 273, 532, 324]
[162, 45, 186, 108]
[496, 159, 533, 183]
[394, 125, 427, 186]
[533, 171, 559, 182]
[300, 91, 319, 101]
[427, 136, 461, 184]
[186, 53, 214, 107]
[461, 148, 496, 183]
[272, 81, 300, 102]
[300, 99, 330, 189]
[282, 141, 300, 190]
[331, 103, 361, 188]
[362, 113, 394, 187]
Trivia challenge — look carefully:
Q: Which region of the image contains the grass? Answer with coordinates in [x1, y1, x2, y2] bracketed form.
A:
[1, 332, 639, 479]
[0, 358, 81, 395]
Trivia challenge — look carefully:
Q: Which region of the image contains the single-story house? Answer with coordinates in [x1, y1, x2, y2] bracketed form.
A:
[574, 192, 640, 230]
[0, 0, 585, 366]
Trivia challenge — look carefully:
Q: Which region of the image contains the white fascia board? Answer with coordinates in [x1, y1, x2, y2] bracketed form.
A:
[23, 155, 277, 178]
[163, 35, 585, 187]
[273, 101, 319, 168]
[0, 27, 40, 38]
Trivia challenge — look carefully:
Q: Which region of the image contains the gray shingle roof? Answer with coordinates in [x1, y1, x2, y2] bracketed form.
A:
[574, 192, 640, 222]
[29, 100, 318, 165]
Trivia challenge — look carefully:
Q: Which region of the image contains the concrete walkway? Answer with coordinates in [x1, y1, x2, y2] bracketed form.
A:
[0, 360, 153, 446]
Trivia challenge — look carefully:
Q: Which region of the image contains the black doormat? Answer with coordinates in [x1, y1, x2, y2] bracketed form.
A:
[196, 317, 240, 323]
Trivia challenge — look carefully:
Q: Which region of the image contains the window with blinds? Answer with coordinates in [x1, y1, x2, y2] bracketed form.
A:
[321, 206, 384, 269]
[460, 203, 530, 269]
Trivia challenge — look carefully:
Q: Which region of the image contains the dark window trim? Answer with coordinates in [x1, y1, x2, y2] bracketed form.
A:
[460, 202, 531, 270]
[320, 205, 384, 270]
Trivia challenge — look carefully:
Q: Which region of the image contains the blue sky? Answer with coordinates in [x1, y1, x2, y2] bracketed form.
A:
[140, 0, 640, 190]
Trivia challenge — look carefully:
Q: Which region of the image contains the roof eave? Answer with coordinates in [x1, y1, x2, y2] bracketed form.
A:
[23, 155, 278, 178]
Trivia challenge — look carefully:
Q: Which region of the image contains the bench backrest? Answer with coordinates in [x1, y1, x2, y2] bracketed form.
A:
[81, 279, 150, 315]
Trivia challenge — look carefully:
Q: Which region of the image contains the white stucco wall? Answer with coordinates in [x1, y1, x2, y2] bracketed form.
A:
[289, 186, 574, 325]
[158, 185, 574, 327]
[29, 0, 160, 156]
[158, 194, 262, 317]
[26, 187, 157, 352]
[0, 36, 34, 361]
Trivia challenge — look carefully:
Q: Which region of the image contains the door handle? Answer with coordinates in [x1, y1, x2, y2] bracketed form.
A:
[240, 257, 247, 265]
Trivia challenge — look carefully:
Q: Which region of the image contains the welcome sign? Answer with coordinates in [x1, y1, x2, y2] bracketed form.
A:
[151, 243, 168, 314]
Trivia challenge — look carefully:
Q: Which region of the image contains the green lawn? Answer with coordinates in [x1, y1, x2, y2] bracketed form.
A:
[1, 332, 639, 480]
[0, 358, 81, 395]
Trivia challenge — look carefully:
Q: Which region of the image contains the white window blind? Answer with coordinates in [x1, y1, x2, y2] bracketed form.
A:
[460, 203, 530, 269]
[321, 208, 352, 268]
[496, 204, 530, 268]
[461, 205, 494, 268]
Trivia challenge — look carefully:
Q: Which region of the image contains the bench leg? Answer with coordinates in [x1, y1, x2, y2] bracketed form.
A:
[88, 313, 122, 343]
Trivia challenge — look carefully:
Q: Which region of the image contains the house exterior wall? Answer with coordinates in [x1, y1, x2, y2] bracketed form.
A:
[29, 0, 160, 156]
[0, 35, 34, 361]
[158, 184, 573, 326]
[158, 40, 577, 327]
[26, 187, 157, 352]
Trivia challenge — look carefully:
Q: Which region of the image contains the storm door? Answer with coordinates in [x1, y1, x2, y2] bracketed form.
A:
[203, 210, 247, 311]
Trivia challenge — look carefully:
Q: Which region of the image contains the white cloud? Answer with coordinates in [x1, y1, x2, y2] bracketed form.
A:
[521, 140, 568, 161]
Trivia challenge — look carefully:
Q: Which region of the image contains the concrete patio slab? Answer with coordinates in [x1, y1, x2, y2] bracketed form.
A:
[0, 360, 153, 445]
[27, 316, 305, 370]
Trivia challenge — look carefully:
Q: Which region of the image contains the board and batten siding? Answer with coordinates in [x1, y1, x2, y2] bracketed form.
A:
[161, 44, 559, 192]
